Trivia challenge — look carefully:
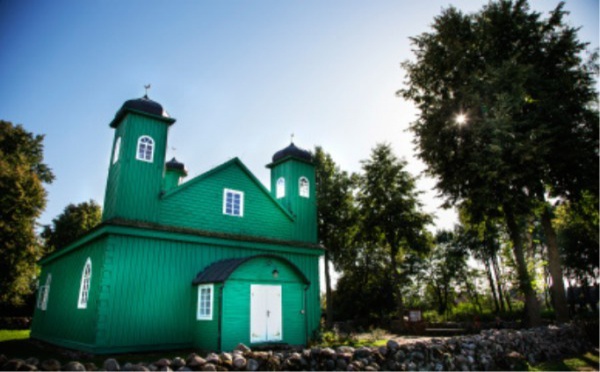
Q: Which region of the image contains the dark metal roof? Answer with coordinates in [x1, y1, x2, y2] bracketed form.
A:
[271, 142, 312, 164]
[192, 254, 310, 285]
[109, 95, 175, 128]
[165, 157, 187, 175]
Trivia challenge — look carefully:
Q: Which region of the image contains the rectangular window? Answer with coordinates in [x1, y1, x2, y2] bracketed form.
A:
[223, 189, 244, 217]
[197, 284, 213, 320]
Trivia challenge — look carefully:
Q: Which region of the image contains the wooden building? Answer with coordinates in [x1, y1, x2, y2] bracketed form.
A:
[30, 95, 323, 353]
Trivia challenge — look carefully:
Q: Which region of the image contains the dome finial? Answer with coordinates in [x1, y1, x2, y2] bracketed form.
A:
[290, 133, 295, 144]
[144, 83, 151, 99]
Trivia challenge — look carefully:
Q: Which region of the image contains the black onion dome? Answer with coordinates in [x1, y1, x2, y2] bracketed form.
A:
[110, 95, 175, 128]
[271, 142, 312, 164]
[165, 157, 187, 175]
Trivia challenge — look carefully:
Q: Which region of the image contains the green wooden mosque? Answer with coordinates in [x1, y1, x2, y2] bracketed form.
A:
[30, 95, 323, 354]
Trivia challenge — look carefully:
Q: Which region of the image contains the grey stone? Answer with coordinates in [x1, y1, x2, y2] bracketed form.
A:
[40, 359, 61, 371]
[200, 364, 216, 372]
[386, 339, 400, 351]
[235, 343, 251, 354]
[154, 359, 171, 368]
[63, 361, 86, 371]
[245, 358, 259, 371]
[187, 355, 206, 368]
[233, 356, 246, 369]
[205, 353, 220, 365]
[104, 358, 121, 371]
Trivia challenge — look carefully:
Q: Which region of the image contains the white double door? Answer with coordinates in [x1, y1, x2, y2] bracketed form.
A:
[250, 284, 282, 343]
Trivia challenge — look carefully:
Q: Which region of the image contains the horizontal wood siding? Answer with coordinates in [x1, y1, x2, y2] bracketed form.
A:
[30, 238, 106, 351]
[160, 162, 295, 241]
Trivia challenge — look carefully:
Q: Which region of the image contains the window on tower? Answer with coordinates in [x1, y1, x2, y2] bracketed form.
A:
[276, 177, 285, 199]
[112, 137, 121, 164]
[136, 136, 154, 162]
[299, 177, 309, 198]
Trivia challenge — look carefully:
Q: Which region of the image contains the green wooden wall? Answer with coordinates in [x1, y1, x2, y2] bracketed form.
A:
[220, 257, 308, 350]
[30, 237, 107, 351]
[103, 113, 171, 223]
[160, 160, 297, 242]
[87, 226, 320, 353]
[268, 158, 317, 243]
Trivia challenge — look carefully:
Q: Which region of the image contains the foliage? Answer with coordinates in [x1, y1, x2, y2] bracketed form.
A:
[313, 147, 358, 327]
[400, 0, 598, 326]
[356, 143, 432, 323]
[0, 121, 54, 306]
[554, 192, 599, 284]
[41, 200, 102, 254]
[422, 230, 469, 315]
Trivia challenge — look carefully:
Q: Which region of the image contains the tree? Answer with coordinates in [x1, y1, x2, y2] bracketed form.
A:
[400, 0, 598, 325]
[554, 192, 599, 284]
[357, 143, 432, 328]
[313, 147, 358, 328]
[424, 230, 469, 316]
[41, 200, 102, 254]
[0, 121, 54, 306]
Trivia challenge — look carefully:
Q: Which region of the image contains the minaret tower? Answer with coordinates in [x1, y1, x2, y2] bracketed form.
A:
[102, 94, 176, 223]
[266, 142, 317, 243]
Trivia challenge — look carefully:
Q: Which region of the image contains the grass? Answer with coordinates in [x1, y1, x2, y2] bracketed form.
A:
[0, 329, 30, 342]
[528, 351, 600, 371]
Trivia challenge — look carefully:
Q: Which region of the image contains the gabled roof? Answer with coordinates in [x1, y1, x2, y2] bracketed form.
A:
[161, 157, 294, 221]
[192, 254, 310, 285]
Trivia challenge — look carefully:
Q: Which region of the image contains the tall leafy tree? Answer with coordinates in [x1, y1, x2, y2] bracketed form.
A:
[0, 121, 54, 306]
[424, 230, 469, 315]
[313, 147, 358, 327]
[41, 200, 102, 254]
[400, 0, 598, 325]
[357, 143, 432, 328]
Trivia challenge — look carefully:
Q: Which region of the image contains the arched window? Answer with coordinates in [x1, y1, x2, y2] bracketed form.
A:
[276, 177, 285, 199]
[136, 136, 154, 162]
[299, 177, 309, 198]
[38, 273, 52, 311]
[112, 137, 121, 164]
[78, 258, 92, 309]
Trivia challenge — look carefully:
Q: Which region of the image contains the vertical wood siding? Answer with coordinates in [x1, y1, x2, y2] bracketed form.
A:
[30, 238, 107, 351]
[93, 233, 320, 352]
[103, 114, 170, 223]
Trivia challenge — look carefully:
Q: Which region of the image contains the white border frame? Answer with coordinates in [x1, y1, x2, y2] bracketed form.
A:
[197, 284, 214, 320]
[223, 188, 244, 217]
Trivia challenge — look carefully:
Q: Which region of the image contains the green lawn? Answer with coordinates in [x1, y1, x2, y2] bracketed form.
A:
[529, 351, 600, 371]
[0, 329, 29, 342]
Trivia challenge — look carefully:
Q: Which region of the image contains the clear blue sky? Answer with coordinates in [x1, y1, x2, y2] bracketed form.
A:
[1, 0, 598, 233]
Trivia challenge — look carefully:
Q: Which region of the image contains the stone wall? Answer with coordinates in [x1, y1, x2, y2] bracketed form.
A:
[0, 324, 593, 371]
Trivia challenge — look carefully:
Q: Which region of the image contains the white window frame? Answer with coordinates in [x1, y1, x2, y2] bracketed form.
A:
[38, 274, 52, 311]
[136, 135, 154, 163]
[78, 258, 92, 309]
[112, 137, 121, 164]
[276, 177, 285, 199]
[197, 284, 214, 320]
[223, 189, 244, 217]
[299, 177, 310, 198]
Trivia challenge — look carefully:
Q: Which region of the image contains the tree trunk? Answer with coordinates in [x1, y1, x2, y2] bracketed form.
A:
[540, 205, 569, 323]
[492, 254, 509, 312]
[324, 250, 334, 329]
[390, 248, 404, 329]
[485, 258, 500, 313]
[504, 205, 541, 327]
